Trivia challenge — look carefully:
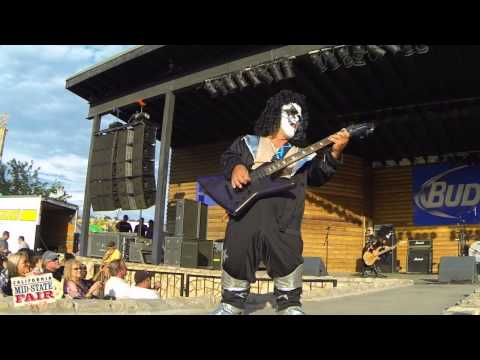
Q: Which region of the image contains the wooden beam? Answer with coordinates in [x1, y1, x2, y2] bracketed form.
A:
[87, 45, 335, 118]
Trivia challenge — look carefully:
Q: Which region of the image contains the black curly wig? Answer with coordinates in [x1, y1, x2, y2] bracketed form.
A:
[254, 90, 309, 146]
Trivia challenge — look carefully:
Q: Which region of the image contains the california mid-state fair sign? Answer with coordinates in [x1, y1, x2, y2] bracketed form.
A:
[413, 164, 480, 226]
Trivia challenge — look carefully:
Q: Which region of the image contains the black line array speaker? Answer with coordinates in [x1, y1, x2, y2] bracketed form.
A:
[167, 199, 208, 239]
[90, 121, 156, 211]
[116, 122, 156, 210]
[90, 131, 120, 211]
[438, 256, 479, 283]
[407, 240, 432, 273]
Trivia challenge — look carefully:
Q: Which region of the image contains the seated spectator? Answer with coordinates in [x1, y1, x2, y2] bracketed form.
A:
[80, 263, 93, 288]
[18, 236, 30, 250]
[30, 254, 43, 275]
[95, 241, 122, 282]
[129, 271, 160, 299]
[0, 254, 8, 295]
[104, 260, 131, 299]
[64, 260, 103, 299]
[2, 252, 31, 296]
[40, 251, 64, 299]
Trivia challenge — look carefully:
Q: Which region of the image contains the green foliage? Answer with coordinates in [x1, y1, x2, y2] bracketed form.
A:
[0, 159, 71, 201]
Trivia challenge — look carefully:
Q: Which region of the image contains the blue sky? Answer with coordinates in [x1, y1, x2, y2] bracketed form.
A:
[0, 45, 159, 220]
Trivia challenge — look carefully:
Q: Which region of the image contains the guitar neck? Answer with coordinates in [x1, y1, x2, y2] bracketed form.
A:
[250, 136, 333, 182]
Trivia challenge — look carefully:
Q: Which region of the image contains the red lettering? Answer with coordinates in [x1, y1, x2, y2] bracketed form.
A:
[25, 293, 34, 302]
[43, 291, 54, 299]
[36, 291, 44, 300]
[15, 294, 25, 303]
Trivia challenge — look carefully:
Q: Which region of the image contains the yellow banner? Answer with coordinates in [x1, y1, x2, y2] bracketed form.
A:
[0, 209, 38, 222]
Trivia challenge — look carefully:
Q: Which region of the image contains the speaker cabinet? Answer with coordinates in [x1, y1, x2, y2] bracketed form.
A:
[87, 233, 122, 258]
[303, 257, 328, 276]
[438, 256, 479, 283]
[167, 199, 207, 239]
[407, 248, 432, 273]
[128, 239, 153, 263]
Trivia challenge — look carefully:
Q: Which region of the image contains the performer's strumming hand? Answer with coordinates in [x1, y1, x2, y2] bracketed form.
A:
[328, 128, 350, 160]
[231, 164, 251, 189]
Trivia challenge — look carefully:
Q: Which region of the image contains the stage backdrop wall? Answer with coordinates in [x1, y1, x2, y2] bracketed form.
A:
[372, 165, 480, 273]
[168, 141, 369, 273]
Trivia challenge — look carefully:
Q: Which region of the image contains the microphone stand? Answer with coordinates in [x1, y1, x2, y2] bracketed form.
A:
[324, 226, 330, 274]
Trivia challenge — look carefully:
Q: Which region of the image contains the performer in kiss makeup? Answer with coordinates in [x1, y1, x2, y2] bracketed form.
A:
[210, 90, 351, 315]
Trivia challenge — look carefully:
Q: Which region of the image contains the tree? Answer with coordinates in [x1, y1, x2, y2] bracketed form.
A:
[0, 159, 71, 201]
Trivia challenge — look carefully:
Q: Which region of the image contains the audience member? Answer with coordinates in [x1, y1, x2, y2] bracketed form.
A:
[18, 236, 30, 250]
[134, 218, 148, 237]
[104, 260, 131, 299]
[80, 263, 94, 288]
[0, 255, 8, 295]
[64, 260, 103, 299]
[2, 252, 31, 296]
[146, 220, 154, 239]
[0, 231, 10, 256]
[129, 271, 160, 299]
[41, 251, 64, 299]
[116, 215, 132, 233]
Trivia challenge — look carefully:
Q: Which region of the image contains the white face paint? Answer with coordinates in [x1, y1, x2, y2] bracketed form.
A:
[280, 103, 302, 139]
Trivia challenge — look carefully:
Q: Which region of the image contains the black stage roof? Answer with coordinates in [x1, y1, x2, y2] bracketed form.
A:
[66, 45, 480, 164]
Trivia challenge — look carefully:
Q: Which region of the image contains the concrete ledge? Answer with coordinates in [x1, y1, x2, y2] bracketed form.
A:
[443, 287, 480, 315]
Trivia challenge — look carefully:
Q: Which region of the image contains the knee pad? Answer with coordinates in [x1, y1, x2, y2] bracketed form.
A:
[273, 264, 303, 291]
[222, 269, 250, 292]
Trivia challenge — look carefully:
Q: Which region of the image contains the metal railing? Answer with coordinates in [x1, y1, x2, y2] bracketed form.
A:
[184, 274, 337, 297]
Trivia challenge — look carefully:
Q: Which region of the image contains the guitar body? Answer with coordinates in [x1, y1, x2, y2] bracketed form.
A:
[363, 251, 380, 266]
[198, 166, 295, 217]
[198, 123, 375, 218]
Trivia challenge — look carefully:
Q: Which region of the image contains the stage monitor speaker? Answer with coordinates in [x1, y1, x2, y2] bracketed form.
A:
[128, 239, 153, 263]
[303, 257, 328, 276]
[87, 232, 123, 258]
[167, 199, 208, 239]
[438, 256, 479, 283]
[164, 235, 198, 267]
[197, 240, 223, 269]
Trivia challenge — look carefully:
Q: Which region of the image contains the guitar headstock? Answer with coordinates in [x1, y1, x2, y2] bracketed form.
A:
[345, 122, 375, 139]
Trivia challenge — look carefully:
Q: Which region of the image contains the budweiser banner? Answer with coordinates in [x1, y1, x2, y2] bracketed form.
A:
[413, 163, 480, 225]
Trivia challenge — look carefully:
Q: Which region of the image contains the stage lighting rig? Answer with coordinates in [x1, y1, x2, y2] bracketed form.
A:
[223, 74, 238, 92]
[214, 79, 229, 96]
[336, 46, 354, 68]
[415, 45, 430, 54]
[383, 45, 402, 55]
[309, 51, 328, 73]
[280, 58, 296, 79]
[322, 48, 341, 70]
[402, 45, 415, 56]
[233, 71, 249, 89]
[204, 80, 218, 97]
[256, 66, 274, 84]
[269, 62, 284, 82]
[245, 68, 262, 87]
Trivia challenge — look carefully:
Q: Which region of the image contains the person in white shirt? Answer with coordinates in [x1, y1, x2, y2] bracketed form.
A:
[129, 271, 160, 299]
[104, 260, 132, 299]
[468, 241, 480, 273]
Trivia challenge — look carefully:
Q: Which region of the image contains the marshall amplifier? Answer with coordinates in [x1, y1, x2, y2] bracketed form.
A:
[407, 239, 432, 274]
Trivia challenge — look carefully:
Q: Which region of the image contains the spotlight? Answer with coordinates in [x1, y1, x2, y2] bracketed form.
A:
[233, 72, 249, 89]
[245, 68, 262, 87]
[336, 46, 354, 68]
[269, 62, 284, 82]
[213, 79, 229, 96]
[382, 45, 402, 55]
[322, 49, 341, 71]
[415, 45, 429, 54]
[256, 66, 274, 84]
[204, 80, 218, 97]
[280, 58, 295, 79]
[310, 52, 328, 73]
[351, 45, 367, 66]
[223, 74, 238, 92]
[402, 45, 415, 56]
[366, 45, 386, 61]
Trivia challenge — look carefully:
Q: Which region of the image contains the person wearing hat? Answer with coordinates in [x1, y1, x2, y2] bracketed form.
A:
[129, 270, 160, 299]
[40, 251, 64, 300]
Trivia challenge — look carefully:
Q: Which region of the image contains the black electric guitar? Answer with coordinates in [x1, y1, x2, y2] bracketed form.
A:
[198, 123, 375, 217]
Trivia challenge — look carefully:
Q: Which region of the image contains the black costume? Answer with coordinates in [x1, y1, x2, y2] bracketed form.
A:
[219, 136, 340, 311]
